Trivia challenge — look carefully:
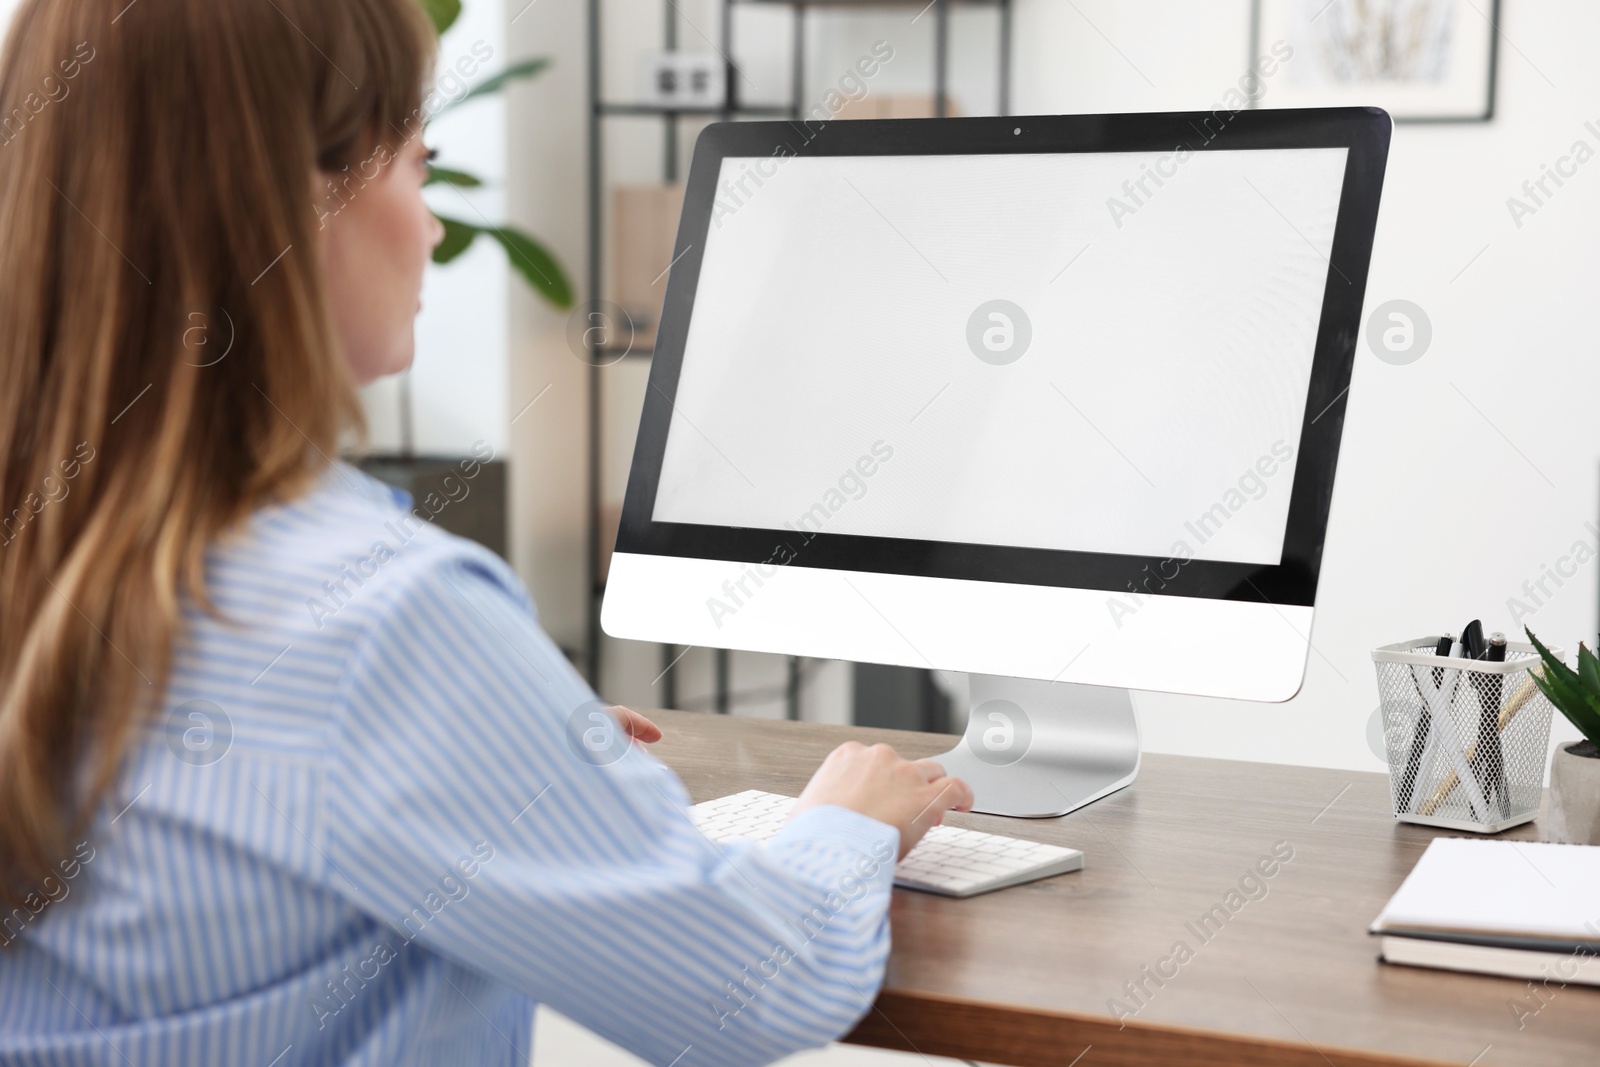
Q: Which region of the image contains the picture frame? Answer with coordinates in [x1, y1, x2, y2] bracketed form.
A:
[1249, 0, 1500, 123]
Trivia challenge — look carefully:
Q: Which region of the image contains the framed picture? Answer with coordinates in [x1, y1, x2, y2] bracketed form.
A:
[1250, 0, 1499, 123]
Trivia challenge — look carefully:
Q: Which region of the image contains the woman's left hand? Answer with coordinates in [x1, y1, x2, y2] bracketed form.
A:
[612, 706, 662, 744]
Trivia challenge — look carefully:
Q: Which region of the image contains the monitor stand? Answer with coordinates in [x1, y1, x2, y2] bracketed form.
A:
[934, 675, 1140, 818]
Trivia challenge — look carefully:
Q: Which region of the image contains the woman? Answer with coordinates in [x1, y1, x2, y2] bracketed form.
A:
[0, 0, 972, 1064]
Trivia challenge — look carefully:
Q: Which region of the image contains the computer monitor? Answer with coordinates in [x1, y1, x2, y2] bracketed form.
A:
[604, 108, 1390, 816]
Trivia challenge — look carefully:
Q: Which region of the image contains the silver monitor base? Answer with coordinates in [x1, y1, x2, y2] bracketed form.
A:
[934, 675, 1141, 818]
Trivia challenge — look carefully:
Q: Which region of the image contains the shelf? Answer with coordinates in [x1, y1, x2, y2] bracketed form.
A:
[598, 102, 795, 117]
[585, 344, 655, 363]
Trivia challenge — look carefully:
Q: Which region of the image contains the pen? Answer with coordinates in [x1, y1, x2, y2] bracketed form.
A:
[1408, 636, 1466, 816]
[1458, 619, 1497, 818]
[1431, 633, 1452, 683]
[1484, 632, 1509, 817]
[1398, 634, 1453, 812]
[1419, 635, 1490, 821]
[1458, 619, 1506, 819]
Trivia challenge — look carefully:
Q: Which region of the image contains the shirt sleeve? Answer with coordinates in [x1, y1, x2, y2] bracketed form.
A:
[321, 544, 899, 1067]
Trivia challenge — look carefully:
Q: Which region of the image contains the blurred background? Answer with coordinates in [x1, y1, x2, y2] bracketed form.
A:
[5, 1, 1593, 1062]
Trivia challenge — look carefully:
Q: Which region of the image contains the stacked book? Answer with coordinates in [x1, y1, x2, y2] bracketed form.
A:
[1371, 838, 1600, 984]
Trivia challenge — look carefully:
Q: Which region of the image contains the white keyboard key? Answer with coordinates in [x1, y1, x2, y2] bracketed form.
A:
[691, 789, 1084, 898]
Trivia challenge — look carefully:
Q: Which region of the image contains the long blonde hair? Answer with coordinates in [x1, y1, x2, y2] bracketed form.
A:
[0, 0, 434, 915]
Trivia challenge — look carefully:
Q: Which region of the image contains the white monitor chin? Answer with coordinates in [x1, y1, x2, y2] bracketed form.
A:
[604, 551, 1311, 703]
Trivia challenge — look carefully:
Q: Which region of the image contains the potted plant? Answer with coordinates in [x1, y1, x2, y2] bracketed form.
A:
[1525, 630, 1600, 844]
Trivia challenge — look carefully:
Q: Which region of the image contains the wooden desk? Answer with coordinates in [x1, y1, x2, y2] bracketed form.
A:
[648, 709, 1599, 1067]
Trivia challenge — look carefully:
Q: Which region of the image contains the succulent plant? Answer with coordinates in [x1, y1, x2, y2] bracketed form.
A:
[1525, 629, 1600, 751]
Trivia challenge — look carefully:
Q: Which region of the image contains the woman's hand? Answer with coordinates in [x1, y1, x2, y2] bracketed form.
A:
[610, 706, 662, 744]
[790, 741, 974, 859]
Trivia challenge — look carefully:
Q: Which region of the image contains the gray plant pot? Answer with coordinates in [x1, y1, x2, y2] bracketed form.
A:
[1547, 740, 1600, 845]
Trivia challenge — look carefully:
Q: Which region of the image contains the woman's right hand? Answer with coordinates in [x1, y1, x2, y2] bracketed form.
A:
[789, 741, 974, 859]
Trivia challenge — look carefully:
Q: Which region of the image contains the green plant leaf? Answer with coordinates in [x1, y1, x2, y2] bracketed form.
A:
[431, 215, 573, 309]
[1527, 629, 1600, 745]
[1526, 666, 1600, 740]
[440, 57, 552, 113]
[432, 214, 479, 264]
[1526, 631, 1588, 710]
[484, 224, 573, 308]
[1527, 632, 1579, 694]
[426, 165, 483, 188]
[1553, 686, 1600, 747]
[417, 0, 461, 35]
[1526, 628, 1574, 683]
[1579, 642, 1600, 699]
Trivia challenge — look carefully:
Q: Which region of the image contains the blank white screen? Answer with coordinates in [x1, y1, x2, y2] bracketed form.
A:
[651, 147, 1348, 566]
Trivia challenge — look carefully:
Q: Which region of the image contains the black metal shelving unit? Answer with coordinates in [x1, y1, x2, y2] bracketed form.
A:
[584, 0, 1012, 715]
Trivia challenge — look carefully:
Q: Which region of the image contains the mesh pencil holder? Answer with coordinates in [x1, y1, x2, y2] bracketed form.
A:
[1371, 637, 1558, 833]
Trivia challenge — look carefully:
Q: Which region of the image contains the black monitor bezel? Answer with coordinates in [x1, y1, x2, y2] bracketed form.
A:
[614, 107, 1390, 609]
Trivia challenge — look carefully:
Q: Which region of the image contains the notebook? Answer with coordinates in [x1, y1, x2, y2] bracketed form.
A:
[1370, 837, 1600, 984]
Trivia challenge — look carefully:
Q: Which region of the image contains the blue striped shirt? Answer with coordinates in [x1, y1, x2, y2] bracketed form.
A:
[0, 463, 898, 1067]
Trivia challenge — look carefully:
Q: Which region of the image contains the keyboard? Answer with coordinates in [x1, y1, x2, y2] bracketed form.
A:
[691, 789, 1084, 898]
